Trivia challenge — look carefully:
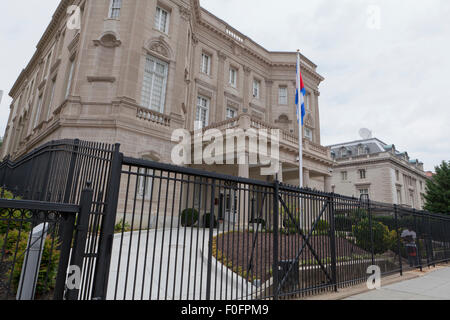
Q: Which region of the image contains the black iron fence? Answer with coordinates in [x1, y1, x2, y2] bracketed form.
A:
[0, 185, 93, 300]
[1, 139, 449, 300]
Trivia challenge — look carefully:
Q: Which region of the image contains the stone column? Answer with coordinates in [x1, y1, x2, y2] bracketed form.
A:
[216, 51, 227, 122]
[325, 175, 332, 193]
[265, 80, 273, 122]
[242, 66, 251, 113]
[238, 153, 249, 227]
[304, 168, 311, 188]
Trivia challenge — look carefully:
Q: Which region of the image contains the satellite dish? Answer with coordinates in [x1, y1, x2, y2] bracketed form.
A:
[359, 128, 372, 140]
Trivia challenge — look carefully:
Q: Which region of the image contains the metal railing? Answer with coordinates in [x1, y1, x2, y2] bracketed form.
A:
[1, 139, 449, 300]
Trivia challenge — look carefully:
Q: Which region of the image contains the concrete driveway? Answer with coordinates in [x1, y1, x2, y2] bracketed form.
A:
[346, 267, 450, 300]
[106, 228, 258, 300]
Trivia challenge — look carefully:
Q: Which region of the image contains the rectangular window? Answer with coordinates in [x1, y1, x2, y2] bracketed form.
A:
[397, 189, 402, 204]
[304, 128, 313, 141]
[109, 0, 122, 19]
[341, 171, 348, 181]
[396, 170, 400, 181]
[46, 79, 56, 120]
[279, 87, 288, 105]
[359, 169, 366, 179]
[155, 6, 170, 33]
[229, 68, 237, 87]
[226, 107, 237, 119]
[359, 189, 369, 196]
[195, 96, 210, 130]
[138, 168, 154, 199]
[65, 60, 75, 99]
[305, 93, 311, 111]
[253, 80, 260, 99]
[141, 55, 168, 113]
[34, 95, 43, 128]
[201, 53, 211, 75]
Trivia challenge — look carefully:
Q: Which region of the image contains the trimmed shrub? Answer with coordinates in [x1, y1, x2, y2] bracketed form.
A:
[8, 234, 61, 297]
[249, 218, 266, 230]
[316, 220, 329, 232]
[180, 208, 199, 227]
[352, 219, 391, 254]
[349, 209, 368, 224]
[334, 215, 353, 232]
[202, 213, 218, 228]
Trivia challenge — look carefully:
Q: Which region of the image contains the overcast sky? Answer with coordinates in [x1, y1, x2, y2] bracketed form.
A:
[1, 1, 449, 171]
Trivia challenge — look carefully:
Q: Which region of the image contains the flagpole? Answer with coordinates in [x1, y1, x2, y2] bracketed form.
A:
[297, 50, 303, 189]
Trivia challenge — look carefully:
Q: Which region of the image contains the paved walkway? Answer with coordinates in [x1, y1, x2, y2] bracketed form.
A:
[346, 267, 450, 300]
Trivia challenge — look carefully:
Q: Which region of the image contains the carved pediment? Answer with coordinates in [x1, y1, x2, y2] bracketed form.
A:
[145, 36, 173, 60]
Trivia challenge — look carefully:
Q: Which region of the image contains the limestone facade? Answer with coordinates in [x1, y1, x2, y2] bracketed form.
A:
[329, 138, 428, 209]
[1, 0, 333, 190]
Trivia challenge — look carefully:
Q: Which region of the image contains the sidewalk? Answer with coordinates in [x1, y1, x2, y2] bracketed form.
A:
[346, 266, 450, 300]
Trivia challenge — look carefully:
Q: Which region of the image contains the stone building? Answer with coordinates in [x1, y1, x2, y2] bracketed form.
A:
[329, 138, 428, 209]
[1, 0, 333, 191]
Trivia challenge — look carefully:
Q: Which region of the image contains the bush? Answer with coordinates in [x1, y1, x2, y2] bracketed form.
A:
[0, 188, 31, 234]
[202, 213, 218, 228]
[352, 219, 391, 254]
[180, 208, 199, 227]
[334, 215, 353, 232]
[316, 220, 329, 232]
[0, 229, 29, 254]
[249, 218, 266, 230]
[8, 234, 60, 297]
[349, 209, 368, 224]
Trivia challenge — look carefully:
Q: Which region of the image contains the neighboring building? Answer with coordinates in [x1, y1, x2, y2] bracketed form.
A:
[0, 0, 332, 191]
[329, 138, 428, 209]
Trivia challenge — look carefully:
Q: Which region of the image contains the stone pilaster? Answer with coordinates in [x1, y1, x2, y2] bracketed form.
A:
[216, 51, 227, 122]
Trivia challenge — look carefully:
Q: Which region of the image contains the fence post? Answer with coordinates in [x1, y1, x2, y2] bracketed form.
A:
[394, 205, 403, 276]
[365, 197, 375, 266]
[63, 139, 80, 204]
[272, 179, 280, 300]
[92, 144, 122, 300]
[328, 194, 338, 292]
[66, 183, 94, 300]
[413, 211, 423, 272]
[205, 179, 216, 301]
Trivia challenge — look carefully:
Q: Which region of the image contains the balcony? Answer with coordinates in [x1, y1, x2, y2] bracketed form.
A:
[191, 114, 332, 163]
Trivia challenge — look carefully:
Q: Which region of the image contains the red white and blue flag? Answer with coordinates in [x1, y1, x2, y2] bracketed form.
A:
[296, 53, 306, 126]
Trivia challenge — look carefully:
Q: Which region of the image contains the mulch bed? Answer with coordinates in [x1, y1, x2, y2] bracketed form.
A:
[215, 231, 368, 282]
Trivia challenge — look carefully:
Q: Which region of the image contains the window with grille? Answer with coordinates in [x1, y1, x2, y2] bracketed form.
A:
[279, 87, 288, 105]
[201, 53, 211, 75]
[155, 6, 170, 33]
[195, 96, 210, 130]
[229, 68, 237, 87]
[109, 0, 122, 19]
[253, 80, 260, 98]
[141, 55, 168, 113]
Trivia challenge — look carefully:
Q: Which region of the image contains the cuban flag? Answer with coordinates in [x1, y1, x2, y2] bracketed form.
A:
[296, 53, 306, 126]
